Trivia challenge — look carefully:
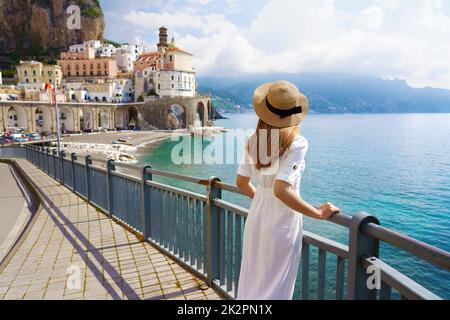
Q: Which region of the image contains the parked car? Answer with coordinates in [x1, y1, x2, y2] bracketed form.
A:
[11, 134, 27, 143]
[26, 133, 42, 141]
[0, 137, 11, 145]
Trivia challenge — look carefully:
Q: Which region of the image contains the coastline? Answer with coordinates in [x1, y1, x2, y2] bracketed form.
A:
[57, 131, 178, 163]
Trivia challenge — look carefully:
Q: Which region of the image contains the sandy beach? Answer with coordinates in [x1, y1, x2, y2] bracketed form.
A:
[56, 130, 181, 164]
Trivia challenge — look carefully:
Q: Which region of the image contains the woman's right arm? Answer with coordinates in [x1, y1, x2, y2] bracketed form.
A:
[274, 180, 339, 220]
[236, 174, 256, 199]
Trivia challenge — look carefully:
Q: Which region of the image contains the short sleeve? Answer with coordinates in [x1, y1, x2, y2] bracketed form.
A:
[276, 137, 308, 186]
[237, 145, 252, 177]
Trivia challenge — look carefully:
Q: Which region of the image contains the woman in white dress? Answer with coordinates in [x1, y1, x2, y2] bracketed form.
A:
[236, 81, 340, 300]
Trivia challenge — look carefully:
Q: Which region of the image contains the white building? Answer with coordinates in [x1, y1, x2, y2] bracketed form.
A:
[63, 78, 132, 103]
[159, 69, 196, 98]
[70, 40, 116, 58]
[0, 71, 2, 85]
[84, 40, 102, 51]
[157, 46, 196, 98]
[115, 44, 146, 73]
[134, 30, 197, 101]
[115, 53, 134, 73]
[64, 82, 89, 102]
[99, 44, 117, 57]
[69, 44, 87, 53]
[113, 78, 133, 103]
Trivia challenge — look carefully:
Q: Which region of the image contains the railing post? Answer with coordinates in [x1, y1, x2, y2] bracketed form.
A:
[206, 177, 222, 286]
[347, 212, 380, 300]
[85, 155, 92, 201]
[71, 153, 77, 193]
[141, 166, 152, 239]
[60, 150, 66, 186]
[52, 149, 57, 179]
[45, 148, 50, 174]
[40, 147, 43, 169]
[106, 160, 116, 217]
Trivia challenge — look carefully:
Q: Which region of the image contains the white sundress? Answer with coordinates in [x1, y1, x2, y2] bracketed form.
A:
[236, 135, 309, 300]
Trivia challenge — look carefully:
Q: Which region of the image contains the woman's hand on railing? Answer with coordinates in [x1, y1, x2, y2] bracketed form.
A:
[318, 202, 341, 220]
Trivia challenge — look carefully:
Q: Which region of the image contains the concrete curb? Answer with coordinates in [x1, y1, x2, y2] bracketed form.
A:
[0, 159, 41, 271]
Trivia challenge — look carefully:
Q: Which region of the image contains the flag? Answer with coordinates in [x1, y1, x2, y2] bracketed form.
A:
[44, 83, 56, 105]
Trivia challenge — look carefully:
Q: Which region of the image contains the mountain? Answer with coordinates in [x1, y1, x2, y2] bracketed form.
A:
[0, 0, 104, 76]
[198, 73, 450, 114]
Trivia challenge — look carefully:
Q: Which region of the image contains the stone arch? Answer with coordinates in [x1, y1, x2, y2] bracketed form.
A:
[196, 101, 206, 127]
[34, 106, 52, 134]
[168, 103, 186, 130]
[80, 107, 94, 132]
[97, 108, 111, 130]
[7, 106, 28, 131]
[124, 106, 140, 130]
[207, 100, 212, 120]
[59, 107, 74, 133]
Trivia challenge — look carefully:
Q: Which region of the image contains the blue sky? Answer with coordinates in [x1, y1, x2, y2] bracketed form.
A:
[99, 0, 450, 89]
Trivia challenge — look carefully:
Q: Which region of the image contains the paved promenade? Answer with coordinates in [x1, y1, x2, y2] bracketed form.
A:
[0, 159, 221, 300]
[0, 163, 29, 248]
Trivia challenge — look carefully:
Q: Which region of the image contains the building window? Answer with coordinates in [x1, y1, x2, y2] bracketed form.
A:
[76, 64, 79, 70]
[170, 55, 173, 62]
[83, 64, 86, 70]
[90, 71, 94, 76]
[68, 71, 71, 77]
[24, 70, 28, 76]
[90, 64, 93, 69]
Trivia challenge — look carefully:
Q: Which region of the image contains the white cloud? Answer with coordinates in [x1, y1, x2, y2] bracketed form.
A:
[113, 0, 450, 89]
[358, 5, 385, 30]
[123, 11, 204, 30]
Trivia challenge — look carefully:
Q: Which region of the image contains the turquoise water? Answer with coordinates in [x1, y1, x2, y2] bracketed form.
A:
[140, 113, 450, 299]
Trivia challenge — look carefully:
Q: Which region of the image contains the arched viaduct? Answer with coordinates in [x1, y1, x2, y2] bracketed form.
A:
[0, 97, 212, 134]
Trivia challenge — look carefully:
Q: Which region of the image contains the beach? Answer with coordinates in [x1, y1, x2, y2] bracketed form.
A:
[57, 130, 179, 163]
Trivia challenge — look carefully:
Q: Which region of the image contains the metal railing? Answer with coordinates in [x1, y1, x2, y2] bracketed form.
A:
[1, 145, 449, 300]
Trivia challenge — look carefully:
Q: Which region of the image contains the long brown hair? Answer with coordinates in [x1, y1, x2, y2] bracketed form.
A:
[248, 119, 299, 170]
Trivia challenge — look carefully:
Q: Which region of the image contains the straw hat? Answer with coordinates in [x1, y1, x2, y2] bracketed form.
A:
[253, 80, 309, 128]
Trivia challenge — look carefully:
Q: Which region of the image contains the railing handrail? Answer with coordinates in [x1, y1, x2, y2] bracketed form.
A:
[1, 145, 448, 300]
[212, 180, 449, 272]
[2, 145, 449, 270]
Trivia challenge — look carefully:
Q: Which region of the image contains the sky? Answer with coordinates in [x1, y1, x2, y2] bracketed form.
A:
[100, 0, 450, 89]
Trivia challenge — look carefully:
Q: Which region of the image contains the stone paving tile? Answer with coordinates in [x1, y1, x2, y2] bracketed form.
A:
[0, 159, 223, 301]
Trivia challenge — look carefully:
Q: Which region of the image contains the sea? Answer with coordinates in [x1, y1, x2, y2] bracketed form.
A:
[139, 113, 450, 299]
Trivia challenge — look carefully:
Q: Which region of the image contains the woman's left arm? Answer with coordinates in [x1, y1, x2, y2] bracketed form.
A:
[236, 175, 256, 199]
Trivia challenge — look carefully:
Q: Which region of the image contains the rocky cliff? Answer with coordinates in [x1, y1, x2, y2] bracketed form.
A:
[0, 0, 104, 55]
